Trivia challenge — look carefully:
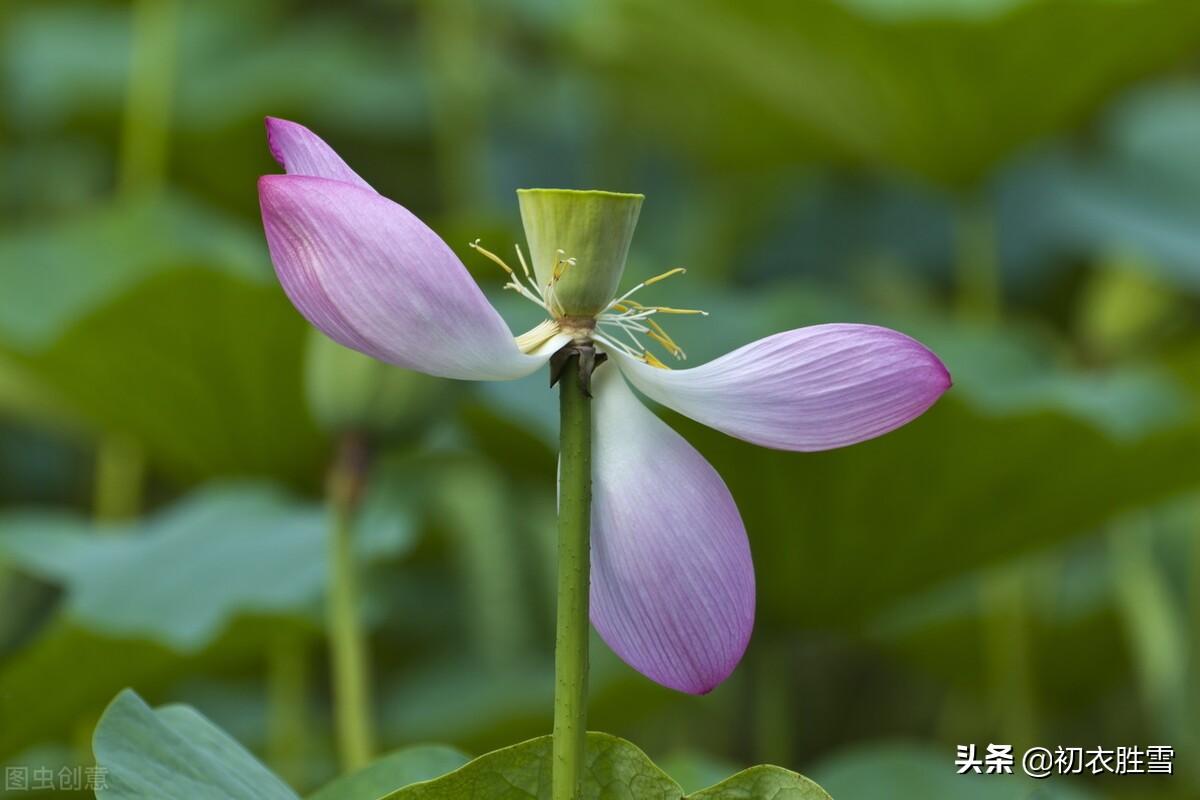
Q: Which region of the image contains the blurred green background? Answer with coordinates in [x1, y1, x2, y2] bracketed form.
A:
[3, 0, 1200, 797]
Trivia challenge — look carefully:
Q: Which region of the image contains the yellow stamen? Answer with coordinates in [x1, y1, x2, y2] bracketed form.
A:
[469, 239, 515, 277]
[645, 328, 682, 358]
[514, 243, 534, 283]
[650, 306, 708, 315]
[642, 351, 670, 369]
[551, 249, 576, 282]
[643, 267, 686, 287]
[615, 298, 707, 316]
[644, 318, 680, 354]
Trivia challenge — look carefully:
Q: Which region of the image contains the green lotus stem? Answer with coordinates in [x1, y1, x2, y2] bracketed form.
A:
[553, 355, 592, 800]
[421, 0, 486, 212]
[981, 568, 1037, 747]
[119, 0, 177, 195]
[1110, 521, 1188, 745]
[327, 433, 375, 772]
[266, 631, 311, 787]
[1193, 512, 1200, 693]
[93, 435, 145, 523]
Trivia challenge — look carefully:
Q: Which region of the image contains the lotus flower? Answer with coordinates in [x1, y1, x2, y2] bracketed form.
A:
[258, 117, 951, 694]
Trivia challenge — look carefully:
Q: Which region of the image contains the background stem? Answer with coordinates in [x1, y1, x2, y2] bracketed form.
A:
[267, 631, 311, 788]
[327, 433, 375, 772]
[119, 0, 177, 196]
[981, 567, 1037, 748]
[92, 435, 145, 523]
[553, 357, 592, 800]
[420, 0, 487, 214]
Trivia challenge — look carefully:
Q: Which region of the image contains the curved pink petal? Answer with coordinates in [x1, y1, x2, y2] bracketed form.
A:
[259, 174, 562, 380]
[589, 366, 754, 694]
[265, 117, 372, 190]
[614, 324, 950, 451]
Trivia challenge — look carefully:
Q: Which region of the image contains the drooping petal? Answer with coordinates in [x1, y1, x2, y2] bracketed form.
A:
[589, 366, 754, 694]
[259, 174, 566, 380]
[614, 324, 950, 451]
[264, 117, 373, 190]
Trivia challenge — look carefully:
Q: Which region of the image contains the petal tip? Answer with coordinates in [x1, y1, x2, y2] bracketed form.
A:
[264, 116, 290, 166]
[912, 338, 953, 401]
[936, 359, 953, 393]
[682, 636, 752, 696]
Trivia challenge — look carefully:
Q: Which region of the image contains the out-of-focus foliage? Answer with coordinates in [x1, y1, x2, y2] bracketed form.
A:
[0, 194, 324, 482]
[590, 0, 1200, 186]
[2, 0, 1200, 798]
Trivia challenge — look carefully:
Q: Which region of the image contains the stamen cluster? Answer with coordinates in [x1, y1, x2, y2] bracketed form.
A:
[470, 239, 707, 369]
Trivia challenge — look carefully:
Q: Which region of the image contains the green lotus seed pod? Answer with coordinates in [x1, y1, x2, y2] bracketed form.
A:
[517, 188, 643, 318]
[304, 329, 441, 436]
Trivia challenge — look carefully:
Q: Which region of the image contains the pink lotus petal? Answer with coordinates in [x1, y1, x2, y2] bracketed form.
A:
[589, 367, 754, 694]
[259, 174, 561, 380]
[265, 117, 372, 190]
[615, 324, 950, 451]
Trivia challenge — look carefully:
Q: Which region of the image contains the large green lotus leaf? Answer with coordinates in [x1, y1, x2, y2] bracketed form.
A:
[90, 693, 832, 800]
[0, 193, 322, 482]
[0, 481, 417, 651]
[307, 746, 470, 800]
[591, 0, 1200, 185]
[381, 734, 831, 799]
[93, 690, 300, 800]
[0, 484, 324, 650]
[387, 735, 674, 799]
[11, 271, 320, 482]
[0, 474, 426, 760]
[686, 766, 831, 799]
[651, 754, 836, 799]
[811, 742, 1097, 799]
[92, 691, 470, 800]
[0, 193, 265, 351]
[379, 734, 679, 799]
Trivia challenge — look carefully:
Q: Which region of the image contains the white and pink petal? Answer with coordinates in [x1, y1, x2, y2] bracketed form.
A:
[614, 324, 950, 451]
[589, 366, 754, 694]
[259, 175, 564, 381]
[265, 117, 373, 190]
